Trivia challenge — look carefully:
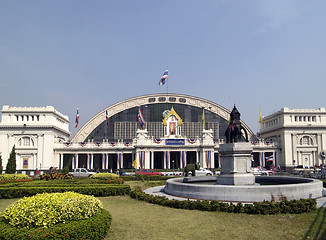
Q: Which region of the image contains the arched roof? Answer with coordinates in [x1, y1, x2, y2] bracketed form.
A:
[72, 93, 254, 142]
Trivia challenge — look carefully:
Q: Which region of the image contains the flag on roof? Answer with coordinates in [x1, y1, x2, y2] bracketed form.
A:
[138, 107, 146, 128]
[106, 110, 109, 125]
[75, 108, 79, 128]
[159, 69, 168, 86]
[259, 108, 263, 124]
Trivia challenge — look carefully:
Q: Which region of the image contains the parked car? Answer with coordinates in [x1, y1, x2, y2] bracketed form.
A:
[189, 168, 213, 176]
[117, 170, 128, 176]
[69, 168, 97, 178]
[136, 169, 163, 176]
[251, 167, 273, 176]
[294, 165, 315, 175]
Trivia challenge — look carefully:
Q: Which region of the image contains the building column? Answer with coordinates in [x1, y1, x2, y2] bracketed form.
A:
[180, 151, 186, 169]
[317, 134, 322, 165]
[60, 154, 64, 170]
[151, 151, 154, 169]
[196, 151, 199, 163]
[76, 154, 79, 169]
[87, 153, 93, 170]
[117, 153, 123, 169]
[164, 151, 170, 169]
[102, 153, 108, 170]
[292, 134, 297, 166]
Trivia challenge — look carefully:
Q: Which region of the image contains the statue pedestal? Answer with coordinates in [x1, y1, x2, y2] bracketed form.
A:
[216, 142, 254, 185]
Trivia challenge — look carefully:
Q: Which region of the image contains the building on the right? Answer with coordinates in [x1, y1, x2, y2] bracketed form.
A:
[259, 107, 326, 170]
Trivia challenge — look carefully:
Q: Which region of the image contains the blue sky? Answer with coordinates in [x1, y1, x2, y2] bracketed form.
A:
[1, 0, 325, 136]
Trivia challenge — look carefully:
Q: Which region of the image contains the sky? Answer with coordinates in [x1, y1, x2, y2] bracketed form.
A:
[1, 0, 326, 136]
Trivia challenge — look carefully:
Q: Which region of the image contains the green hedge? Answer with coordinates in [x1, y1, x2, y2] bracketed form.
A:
[0, 174, 29, 181]
[0, 208, 111, 240]
[0, 185, 131, 199]
[130, 189, 317, 214]
[121, 175, 171, 181]
[91, 173, 119, 180]
[39, 173, 72, 180]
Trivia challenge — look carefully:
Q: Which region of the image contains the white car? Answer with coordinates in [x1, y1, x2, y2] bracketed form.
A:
[189, 168, 213, 176]
[69, 168, 97, 178]
[251, 167, 273, 176]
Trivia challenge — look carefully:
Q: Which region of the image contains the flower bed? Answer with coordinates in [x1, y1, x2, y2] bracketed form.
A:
[0, 192, 111, 239]
[39, 173, 72, 180]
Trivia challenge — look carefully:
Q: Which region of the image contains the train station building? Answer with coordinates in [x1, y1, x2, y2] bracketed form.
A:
[0, 93, 325, 173]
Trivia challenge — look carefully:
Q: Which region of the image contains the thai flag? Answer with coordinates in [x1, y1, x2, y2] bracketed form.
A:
[75, 108, 79, 128]
[106, 110, 109, 125]
[265, 154, 274, 162]
[159, 69, 168, 86]
[138, 107, 146, 128]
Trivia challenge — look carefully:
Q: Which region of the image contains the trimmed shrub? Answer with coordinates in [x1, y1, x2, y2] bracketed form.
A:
[0, 184, 131, 199]
[0, 155, 3, 174]
[106, 178, 125, 184]
[0, 208, 111, 240]
[130, 189, 317, 215]
[91, 173, 119, 180]
[121, 175, 171, 181]
[39, 173, 72, 180]
[2, 192, 103, 228]
[0, 174, 29, 181]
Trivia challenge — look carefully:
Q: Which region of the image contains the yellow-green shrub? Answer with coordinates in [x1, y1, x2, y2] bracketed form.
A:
[2, 192, 103, 228]
[91, 172, 119, 180]
[0, 174, 29, 181]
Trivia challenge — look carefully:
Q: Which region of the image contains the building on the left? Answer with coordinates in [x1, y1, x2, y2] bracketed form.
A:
[0, 105, 70, 173]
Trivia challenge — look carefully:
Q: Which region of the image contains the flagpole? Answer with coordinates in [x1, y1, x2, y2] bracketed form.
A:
[166, 66, 168, 95]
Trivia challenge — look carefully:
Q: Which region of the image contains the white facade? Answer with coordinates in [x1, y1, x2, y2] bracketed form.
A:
[260, 107, 326, 168]
[2, 101, 324, 172]
[0, 106, 70, 171]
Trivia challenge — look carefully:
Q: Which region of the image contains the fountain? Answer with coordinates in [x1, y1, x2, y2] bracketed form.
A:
[163, 106, 324, 202]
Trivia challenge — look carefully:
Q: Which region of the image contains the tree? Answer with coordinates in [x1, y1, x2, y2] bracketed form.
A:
[0, 154, 3, 174]
[5, 146, 16, 174]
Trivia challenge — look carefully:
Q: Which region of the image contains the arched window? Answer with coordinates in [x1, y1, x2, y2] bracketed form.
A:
[18, 137, 34, 147]
[300, 136, 311, 145]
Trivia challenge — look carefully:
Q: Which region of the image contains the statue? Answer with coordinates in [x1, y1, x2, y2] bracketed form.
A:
[224, 105, 249, 143]
[184, 162, 200, 177]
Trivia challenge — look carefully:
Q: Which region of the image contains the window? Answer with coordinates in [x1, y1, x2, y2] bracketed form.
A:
[300, 136, 310, 145]
[23, 137, 30, 146]
[19, 137, 34, 147]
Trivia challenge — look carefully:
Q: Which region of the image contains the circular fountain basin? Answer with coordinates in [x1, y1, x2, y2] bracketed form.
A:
[163, 176, 325, 202]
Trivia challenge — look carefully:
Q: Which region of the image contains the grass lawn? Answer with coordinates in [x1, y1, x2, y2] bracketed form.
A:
[0, 180, 326, 240]
[100, 196, 326, 240]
